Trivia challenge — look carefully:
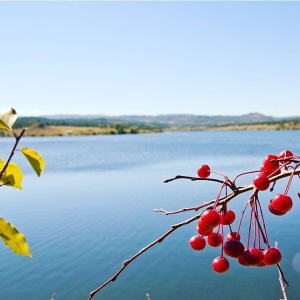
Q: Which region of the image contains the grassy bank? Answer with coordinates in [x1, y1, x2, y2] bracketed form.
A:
[1, 121, 299, 137]
[1, 124, 163, 137]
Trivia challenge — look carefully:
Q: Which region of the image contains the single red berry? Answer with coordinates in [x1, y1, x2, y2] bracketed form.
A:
[220, 210, 236, 225]
[207, 232, 223, 247]
[268, 201, 286, 216]
[243, 248, 264, 266]
[189, 235, 206, 251]
[196, 224, 213, 236]
[253, 173, 270, 191]
[298, 190, 300, 199]
[197, 164, 210, 178]
[199, 209, 221, 229]
[212, 256, 230, 273]
[263, 154, 279, 173]
[226, 231, 241, 241]
[270, 194, 293, 214]
[278, 150, 294, 165]
[263, 247, 282, 265]
[223, 240, 245, 258]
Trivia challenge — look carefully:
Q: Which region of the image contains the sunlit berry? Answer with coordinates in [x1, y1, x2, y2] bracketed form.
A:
[220, 210, 236, 225]
[263, 154, 279, 173]
[253, 173, 270, 191]
[197, 224, 213, 236]
[278, 150, 294, 165]
[212, 256, 229, 273]
[226, 232, 241, 241]
[243, 248, 264, 266]
[199, 209, 221, 229]
[263, 247, 282, 265]
[268, 201, 286, 216]
[197, 164, 211, 178]
[270, 194, 293, 214]
[189, 235, 206, 251]
[207, 232, 223, 247]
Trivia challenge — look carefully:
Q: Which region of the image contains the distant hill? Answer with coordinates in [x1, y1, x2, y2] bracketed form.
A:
[8, 112, 300, 137]
[17, 112, 299, 128]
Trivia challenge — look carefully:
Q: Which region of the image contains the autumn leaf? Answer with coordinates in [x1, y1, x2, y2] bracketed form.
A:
[0, 158, 23, 189]
[20, 148, 45, 176]
[0, 217, 32, 257]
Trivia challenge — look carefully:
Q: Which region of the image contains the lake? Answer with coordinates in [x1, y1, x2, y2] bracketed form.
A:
[0, 130, 300, 300]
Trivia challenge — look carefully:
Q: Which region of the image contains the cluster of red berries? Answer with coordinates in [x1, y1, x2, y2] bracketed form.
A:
[253, 150, 295, 215]
[190, 206, 281, 273]
[189, 150, 299, 274]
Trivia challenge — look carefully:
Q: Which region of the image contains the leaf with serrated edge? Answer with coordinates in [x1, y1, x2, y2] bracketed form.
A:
[0, 218, 32, 257]
[0, 108, 17, 131]
[20, 147, 45, 176]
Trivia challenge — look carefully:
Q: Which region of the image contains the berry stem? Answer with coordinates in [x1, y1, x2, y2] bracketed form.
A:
[284, 162, 300, 195]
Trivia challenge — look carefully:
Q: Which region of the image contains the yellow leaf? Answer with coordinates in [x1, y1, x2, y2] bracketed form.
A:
[0, 217, 32, 257]
[20, 148, 45, 176]
[0, 108, 17, 131]
[0, 160, 23, 189]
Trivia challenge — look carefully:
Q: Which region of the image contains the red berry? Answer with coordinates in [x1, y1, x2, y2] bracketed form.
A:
[270, 194, 293, 214]
[197, 224, 213, 236]
[220, 210, 236, 225]
[197, 164, 210, 178]
[224, 240, 245, 258]
[253, 173, 270, 191]
[199, 210, 221, 229]
[212, 256, 229, 273]
[226, 232, 241, 241]
[263, 154, 279, 173]
[278, 150, 293, 165]
[207, 232, 223, 247]
[268, 201, 286, 216]
[243, 248, 264, 266]
[189, 235, 206, 251]
[263, 248, 282, 265]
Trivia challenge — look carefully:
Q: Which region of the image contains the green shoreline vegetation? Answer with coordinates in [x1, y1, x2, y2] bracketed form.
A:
[0, 117, 299, 137]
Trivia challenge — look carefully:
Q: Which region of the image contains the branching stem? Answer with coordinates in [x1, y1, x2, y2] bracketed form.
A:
[89, 166, 300, 299]
[0, 129, 26, 181]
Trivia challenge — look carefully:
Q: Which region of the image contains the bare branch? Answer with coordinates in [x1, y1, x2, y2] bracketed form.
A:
[0, 129, 27, 181]
[156, 168, 300, 215]
[87, 213, 201, 299]
[275, 241, 289, 300]
[89, 166, 300, 299]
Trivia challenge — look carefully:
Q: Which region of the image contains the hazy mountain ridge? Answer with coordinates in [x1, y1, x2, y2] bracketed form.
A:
[34, 112, 300, 128]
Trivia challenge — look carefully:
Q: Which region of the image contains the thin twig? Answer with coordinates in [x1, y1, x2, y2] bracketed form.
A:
[87, 213, 201, 300]
[0, 129, 26, 181]
[156, 168, 300, 215]
[275, 241, 289, 300]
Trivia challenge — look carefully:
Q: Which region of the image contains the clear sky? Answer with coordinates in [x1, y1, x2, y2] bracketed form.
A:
[1, 2, 300, 117]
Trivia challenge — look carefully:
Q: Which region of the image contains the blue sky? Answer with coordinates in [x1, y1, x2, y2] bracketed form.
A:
[1, 2, 300, 117]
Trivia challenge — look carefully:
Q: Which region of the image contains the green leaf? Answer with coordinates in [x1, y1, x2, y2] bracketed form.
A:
[0, 108, 17, 131]
[0, 217, 32, 257]
[20, 147, 45, 176]
[0, 159, 23, 189]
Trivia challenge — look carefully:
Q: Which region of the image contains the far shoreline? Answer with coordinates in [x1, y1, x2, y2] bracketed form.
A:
[1, 122, 299, 137]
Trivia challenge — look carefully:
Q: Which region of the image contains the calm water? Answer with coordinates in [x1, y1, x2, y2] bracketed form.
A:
[0, 131, 300, 300]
